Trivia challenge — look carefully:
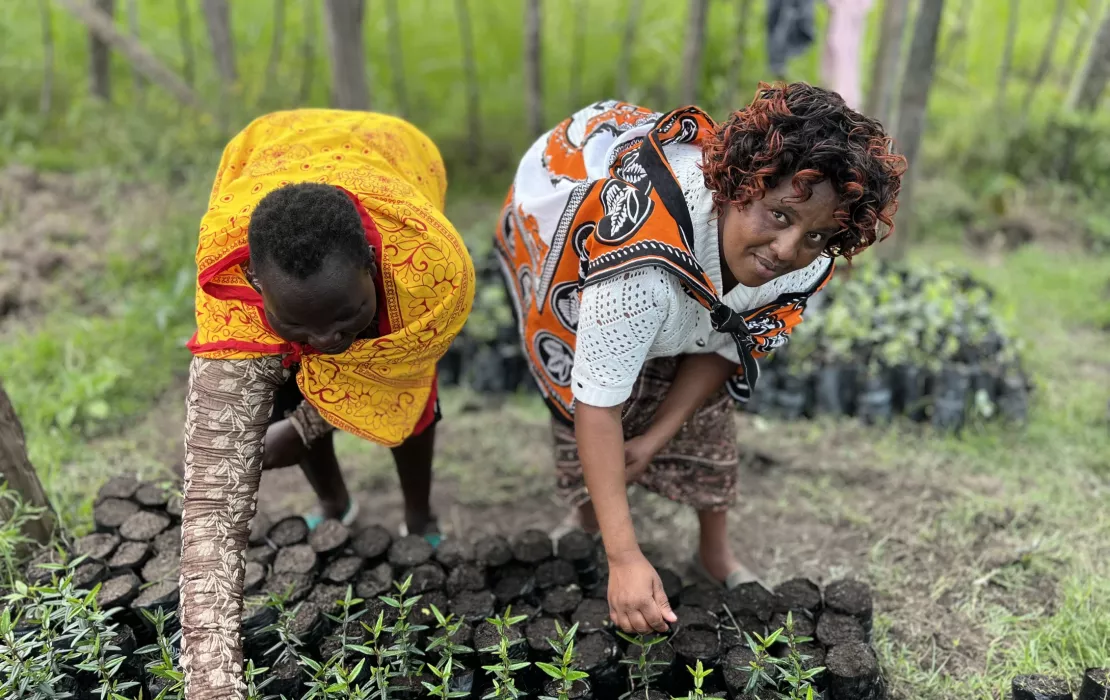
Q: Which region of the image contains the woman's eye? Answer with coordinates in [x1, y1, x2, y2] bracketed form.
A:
[772, 211, 787, 223]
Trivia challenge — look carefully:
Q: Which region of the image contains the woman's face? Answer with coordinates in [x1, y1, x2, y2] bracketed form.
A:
[718, 178, 840, 288]
[254, 255, 377, 354]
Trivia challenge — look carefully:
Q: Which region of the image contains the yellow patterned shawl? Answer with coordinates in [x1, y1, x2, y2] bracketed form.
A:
[188, 110, 474, 447]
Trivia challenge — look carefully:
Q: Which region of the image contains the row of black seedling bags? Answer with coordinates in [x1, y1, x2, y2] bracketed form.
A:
[1012, 670, 1110, 700]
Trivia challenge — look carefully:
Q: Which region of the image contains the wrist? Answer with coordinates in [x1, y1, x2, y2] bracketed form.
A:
[605, 542, 644, 565]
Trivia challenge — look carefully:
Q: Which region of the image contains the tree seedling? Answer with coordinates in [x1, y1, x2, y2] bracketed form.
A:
[537, 621, 589, 700]
[617, 631, 670, 698]
[480, 607, 530, 699]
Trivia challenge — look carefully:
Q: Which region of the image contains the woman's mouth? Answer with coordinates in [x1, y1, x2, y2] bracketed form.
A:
[751, 254, 781, 281]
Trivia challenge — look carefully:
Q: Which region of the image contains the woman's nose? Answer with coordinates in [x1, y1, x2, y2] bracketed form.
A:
[768, 228, 803, 266]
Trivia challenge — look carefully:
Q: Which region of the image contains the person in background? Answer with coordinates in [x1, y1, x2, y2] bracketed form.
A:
[179, 110, 474, 699]
[496, 83, 904, 634]
[822, 0, 875, 110]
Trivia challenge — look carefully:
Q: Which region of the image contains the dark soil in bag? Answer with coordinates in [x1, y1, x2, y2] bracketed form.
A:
[824, 578, 873, 637]
[246, 544, 277, 567]
[308, 518, 351, 556]
[131, 579, 179, 631]
[816, 612, 865, 647]
[723, 645, 758, 697]
[674, 605, 719, 633]
[857, 372, 894, 425]
[73, 532, 120, 562]
[542, 584, 583, 616]
[243, 561, 266, 593]
[166, 495, 183, 522]
[273, 544, 319, 576]
[825, 641, 885, 700]
[891, 364, 928, 420]
[72, 560, 108, 589]
[720, 610, 768, 651]
[543, 678, 594, 699]
[1011, 674, 1073, 700]
[354, 562, 394, 599]
[680, 583, 724, 614]
[407, 561, 447, 594]
[657, 567, 684, 603]
[932, 364, 972, 432]
[475, 534, 513, 568]
[95, 572, 141, 611]
[262, 572, 314, 603]
[815, 364, 854, 416]
[776, 373, 811, 419]
[1080, 668, 1110, 700]
[308, 583, 348, 614]
[108, 540, 151, 574]
[998, 371, 1030, 424]
[321, 555, 364, 584]
[774, 578, 822, 616]
[536, 558, 577, 589]
[389, 534, 435, 569]
[473, 618, 528, 662]
[288, 600, 329, 652]
[249, 511, 273, 546]
[411, 590, 449, 628]
[94, 498, 140, 533]
[97, 476, 140, 502]
[268, 516, 309, 548]
[436, 537, 475, 569]
[119, 510, 171, 542]
[494, 568, 537, 605]
[511, 528, 553, 564]
[265, 654, 306, 698]
[770, 610, 816, 640]
[510, 599, 541, 621]
[724, 582, 776, 624]
[134, 482, 172, 509]
[575, 631, 624, 696]
[451, 590, 497, 622]
[152, 526, 182, 555]
[671, 629, 723, 695]
[25, 548, 63, 585]
[448, 563, 489, 596]
[556, 529, 597, 570]
[351, 524, 392, 561]
[572, 598, 612, 635]
[526, 615, 562, 656]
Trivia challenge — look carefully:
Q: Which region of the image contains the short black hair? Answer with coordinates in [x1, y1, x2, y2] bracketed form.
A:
[248, 182, 373, 279]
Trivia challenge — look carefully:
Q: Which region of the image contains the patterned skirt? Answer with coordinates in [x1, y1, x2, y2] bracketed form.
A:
[552, 357, 739, 512]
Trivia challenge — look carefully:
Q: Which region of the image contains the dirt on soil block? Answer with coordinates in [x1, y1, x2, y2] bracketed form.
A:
[94, 498, 140, 532]
[406, 562, 446, 594]
[543, 678, 593, 699]
[365, 597, 401, 629]
[572, 599, 612, 635]
[575, 630, 621, 673]
[268, 516, 309, 548]
[672, 628, 720, 666]
[389, 534, 434, 568]
[354, 562, 394, 599]
[770, 610, 816, 639]
[585, 571, 609, 600]
[246, 544, 277, 566]
[793, 642, 826, 677]
[675, 605, 719, 632]
[263, 572, 314, 603]
[724, 582, 777, 624]
[536, 558, 577, 589]
[97, 476, 140, 502]
[166, 496, 183, 521]
[243, 561, 265, 593]
[1012, 675, 1075, 700]
[450, 590, 496, 622]
[249, 511, 274, 546]
[308, 583, 348, 614]
[656, 567, 684, 603]
[25, 548, 63, 584]
[826, 641, 884, 699]
[351, 524, 392, 561]
[1080, 668, 1110, 700]
[434, 537, 473, 569]
[274, 544, 319, 576]
[723, 645, 758, 694]
[542, 584, 584, 616]
[132, 579, 180, 612]
[119, 510, 170, 542]
[556, 529, 596, 567]
[108, 540, 151, 573]
[411, 590, 449, 628]
[720, 611, 768, 651]
[289, 601, 328, 647]
[526, 615, 562, 654]
[511, 528, 553, 563]
[475, 534, 513, 568]
[308, 518, 350, 555]
[95, 572, 141, 610]
[774, 577, 822, 615]
[474, 618, 526, 658]
[321, 555, 364, 584]
[73, 532, 120, 562]
[447, 562, 488, 596]
[152, 526, 182, 555]
[494, 569, 536, 605]
[134, 483, 172, 509]
[141, 551, 180, 584]
[824, 578, 873, 636]
[816, 611, 865, 648]
[72, 561, 108, 590]
[267, 654, 305, 698]
[680, 583, 724, 613]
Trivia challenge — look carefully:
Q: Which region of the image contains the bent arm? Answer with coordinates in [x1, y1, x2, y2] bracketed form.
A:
[575, 402, 639, 561]
[180, 355, 287, 700]
[638, 352, 738, 453]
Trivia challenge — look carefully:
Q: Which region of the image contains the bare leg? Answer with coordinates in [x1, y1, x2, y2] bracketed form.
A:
[390, 423, 438, 535]
[299, 432, 351, 519]
[696, 509, 742, 583]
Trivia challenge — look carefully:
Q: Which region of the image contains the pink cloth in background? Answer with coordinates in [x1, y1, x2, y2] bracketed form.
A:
[822, 0, 875, 111]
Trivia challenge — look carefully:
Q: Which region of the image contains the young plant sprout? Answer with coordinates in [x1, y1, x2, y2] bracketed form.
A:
[537, 621, 589, 700]
[136, 608, 185, 700]
[423, 656, 471, 700]
[616, 631, 670, 698]
[423, 603, 474, 698]
[681, 659, 714, 699]
[778, 612, 825, 700]
[382, 574, 428, 678]
[480, 607, 530, 699]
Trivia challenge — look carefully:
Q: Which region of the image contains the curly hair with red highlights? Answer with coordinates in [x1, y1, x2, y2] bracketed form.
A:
[700, 82, 906, 259]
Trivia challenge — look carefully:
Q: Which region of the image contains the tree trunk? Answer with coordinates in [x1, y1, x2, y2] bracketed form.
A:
[56, 0, 206, 110]
[525, 0, 544, 137]
[264, 0, 286, 97]
[39, 0, 54, 116]
[385, 0, 409, 116]
[455, 0, 481, 160]
[177, 0, 195, 86]
[940, 0, 974, 74]
[568, 0, 587, 107]
[996, 0, 1020, 107]
[89, 0, 114, 100]
[725, 0, 754, 109]
[865, 0, 910, 126]
[1069, 5, 1110, 111]
[323, 0, 371, 110]
[1064, 0, 1105, 89]
[1021, 0, 1066, 119]
[885, 0, 946, 261]
[679, 0, 710, 105]
[298, 0, 316, 103]
[0, 381, 55, 546]
[616, 0, 643, 100]
[127, 0, 145, 96]
[202, 0, 237, 84]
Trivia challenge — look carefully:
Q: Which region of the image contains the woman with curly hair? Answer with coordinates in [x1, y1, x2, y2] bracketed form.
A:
[496, 83, 904, 634]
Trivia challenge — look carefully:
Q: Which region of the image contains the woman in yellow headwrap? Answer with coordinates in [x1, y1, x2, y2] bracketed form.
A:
[179, 110, 474, 700]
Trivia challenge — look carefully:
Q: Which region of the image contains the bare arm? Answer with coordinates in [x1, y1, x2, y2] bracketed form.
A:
[180, 355, 286, 700]
[636, 352, 738, 454]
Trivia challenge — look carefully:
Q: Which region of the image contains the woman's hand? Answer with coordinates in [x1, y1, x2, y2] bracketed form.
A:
[607, 550, 676, 633]
[262, 418, 307, 470]
[623, 434, 660, 483]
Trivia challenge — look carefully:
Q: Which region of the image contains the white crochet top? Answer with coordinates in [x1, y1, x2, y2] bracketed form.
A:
[570, 143, 831, 408]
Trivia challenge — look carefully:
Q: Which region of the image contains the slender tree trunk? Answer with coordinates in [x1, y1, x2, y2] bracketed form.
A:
[89, 0, 114, 100]
[385, 0, 409, 116]
[323, 0, 371, 110]
[568, 0, 587, 107]
[0, 382, 56, 547]
[996, 0, 1020, 107]
[264, 0, 286, 97]
[525, 0, 544, 136]
[456, 0, 481, 159]
[679, 0, 710, 105]
[1069, 5, 1110, 110]
[298, 0, 316, 103]
[1064, 0, 1104, 87]
[866, 0, 910, 126]
[56, 0, 207, 110]
[126, 0, 144, 96]
[39, 0, 54, 116]
[885, 0, 946, 261]
[725, 0, 753, 109]
[1021, 0, 1067, 119]
[202, 0, 237, 85]
[616, 0, 643, 100]
[177, 0, 195, 87]
[941, 0, 974, 71]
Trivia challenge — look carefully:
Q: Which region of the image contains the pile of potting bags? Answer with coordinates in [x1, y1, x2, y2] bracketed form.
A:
[1011, 669, 1110, 700]
[10, 476, 890, 699]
